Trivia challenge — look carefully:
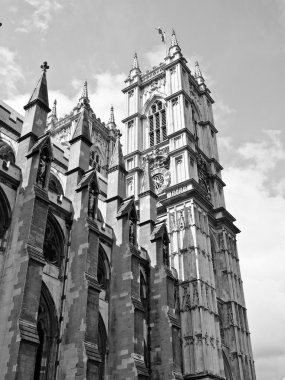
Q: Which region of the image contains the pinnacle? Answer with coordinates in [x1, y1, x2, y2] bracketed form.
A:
[109, 129, 125, 170]
[108, 105, 116, 126]
[52, 99, 57, 117]
[132, 52, 140, 70]
[71, 105, 91, 144]
[170, 29, 179, 47]
[24, 65, 50, 112]
[79, 80, 90, 104]
[195, 61, 203, 78]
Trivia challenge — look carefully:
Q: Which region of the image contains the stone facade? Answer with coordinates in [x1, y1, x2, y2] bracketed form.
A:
[0, 32, 255, 380]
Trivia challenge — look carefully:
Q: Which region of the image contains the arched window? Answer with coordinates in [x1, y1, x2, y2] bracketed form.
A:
[140, 271, 150, 369]
[97, 245, 110, 301]
[191, 106, 199, 142]
[148, 100, 167, 147]
[43, 214, 64, 267]
[89, 147, 103, 173]
[0, 140, 15, 164]
[98, 314, 107, 380]
[48, 173, 63, 195]
[34, 283, 59, 380]
[0, 186, 11, 252]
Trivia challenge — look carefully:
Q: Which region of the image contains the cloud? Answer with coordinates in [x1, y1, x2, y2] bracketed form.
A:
[5, 72, 126, 128]
[16, 0, 63, 33]
[0, 47, 24, 98]
[144, 45, 166, 68]
[220, 130, 285, 380]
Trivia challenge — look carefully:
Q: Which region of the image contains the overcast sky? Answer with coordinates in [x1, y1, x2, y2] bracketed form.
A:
[1, 1, 285, 379]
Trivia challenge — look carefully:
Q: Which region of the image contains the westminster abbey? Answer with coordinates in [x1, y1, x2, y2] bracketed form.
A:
[0, 31, 255, 379]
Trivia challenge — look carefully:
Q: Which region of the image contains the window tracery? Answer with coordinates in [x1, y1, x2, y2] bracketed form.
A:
[0, 140, 15, 164]
[148, 100, 167, 147]
[43, 215, 64, 266]
[48, 173, 63, 195]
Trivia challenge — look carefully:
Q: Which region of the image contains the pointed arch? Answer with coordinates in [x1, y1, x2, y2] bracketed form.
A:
[0, 139, 16, 164]
[0, 185, 11, 252]
[142, 96, 167, 150]
[98, 244, 110, 301]
[43, 212, 65, 267]
[98, 313, 107, 380]
[142, 93, 166, 115]
[48, 172, 64, 195]
[34, 282, 59, 380]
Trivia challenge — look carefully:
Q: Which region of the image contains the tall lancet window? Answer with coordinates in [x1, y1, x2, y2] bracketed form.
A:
[148, 100, 167, 147]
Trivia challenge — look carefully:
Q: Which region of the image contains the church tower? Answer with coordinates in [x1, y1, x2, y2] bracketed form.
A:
[122, 31, 256, 380]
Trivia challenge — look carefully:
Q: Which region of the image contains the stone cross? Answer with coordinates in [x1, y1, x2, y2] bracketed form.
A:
[40, 61, 50, 72]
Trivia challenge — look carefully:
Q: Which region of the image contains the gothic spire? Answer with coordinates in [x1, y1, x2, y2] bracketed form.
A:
[51, 99, 57, 118]
[132, 52, 140, 70]
[108, 130, 125, 170]
[168, 30, 182, 58]
[194, 61, 206, 91]
[24, 61, 50, 112]
[170, 29, 179, 47]
[70, 103, 91, 145]
[140, 156, 156, 194]
[46, 99, 58, 131]
[129, 53, 141, 80]
[194, 61, 203, 79]
[107, 105, 116, 129]
[79, 80, 90, 105]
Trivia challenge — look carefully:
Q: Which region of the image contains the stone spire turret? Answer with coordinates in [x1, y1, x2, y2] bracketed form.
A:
[70, 103, 91, 145]
[168, 29, 182, 58]
[194, 61, 206, 91]
[107, 105, 116, 130]
[108, 130, 125, 171]
[24, 61, 50, 113]
[47, 99, 58, 131]
[78, 80, 90, 106]
[129, 53, 141, 79]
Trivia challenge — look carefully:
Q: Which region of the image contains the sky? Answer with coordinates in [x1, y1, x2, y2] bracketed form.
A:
[1, 0, 285, 379]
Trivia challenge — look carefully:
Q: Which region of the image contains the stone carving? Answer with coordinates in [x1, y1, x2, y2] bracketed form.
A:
[37, 150, 49, 188]
[129, 220, 136, 245]
[181, 286, 191, 312]
[197, 153, 211, 199]
[88, 183, 97, 219]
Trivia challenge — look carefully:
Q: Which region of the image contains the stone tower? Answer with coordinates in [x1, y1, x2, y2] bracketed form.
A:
[0, 32, 255, 380]
[120, 31, 256, 379]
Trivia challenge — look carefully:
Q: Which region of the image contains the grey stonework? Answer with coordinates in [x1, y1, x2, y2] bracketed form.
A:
[0, 32, 255, 380]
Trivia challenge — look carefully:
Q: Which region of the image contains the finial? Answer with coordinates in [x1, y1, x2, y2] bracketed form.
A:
[132, 53, 140, 70]
[40, 61, 49, 73]
[52, 99, 57, 117]
[170, 29, 179, 47]
[195, 61, 203, 78]
[108, 105, 115, 124]
[194, 61, 206, 90]
[79, 80, 90, 106]
[81, 80, 88, 99]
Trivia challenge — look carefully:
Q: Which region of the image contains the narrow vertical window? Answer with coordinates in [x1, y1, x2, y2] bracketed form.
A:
[127, 120, 134, 153]
[148, 100, 167, 147]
